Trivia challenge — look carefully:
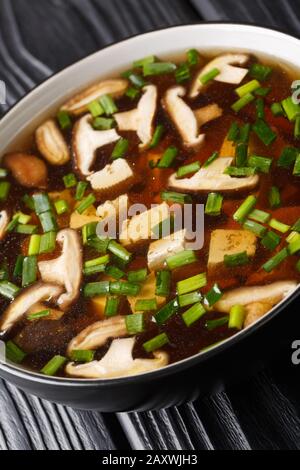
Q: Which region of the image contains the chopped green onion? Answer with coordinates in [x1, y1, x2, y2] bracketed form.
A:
[204, 283, 223, 307]
[248, 154, 272, 173]
[281, 96, 300, 121]
[126, 73, 146, 88]
[88, 100, 104, 117]
[161, 191, 192, 204]
[294, 116, 300, 139]
[125, 87, 140, 100]
[203, 151, 219, 168]
[249, 209, 270, 224]
[292, 218, 300, 232]
[13, 255, 24, 278]
[93, 116, 115, 130]
[235, 142, 248, 167]
[86, 235, 110, 253]
[133, 55, 155, 68]
[54, 199, 69, 215]
[235, 79, 261, 98]
[177, 273, 207, 296]
[239, 123, 251, 144]
[155, 298, 179, 325]
[32, 193, 51, 215]
[16, 224, 38, 235]
[0, 262, 8, 281]
[0, 168, 8, 178]
[76, 194, 96, 214]
[224, 166, 256, 177]
[135, 298, 157, 312]
[84, 264, 106, 276]
[200, 68, 220, 85]
[269, 218, 290, 233]
[22, 256, 37, 287]
[176, 161, 200, 178]
[14, 212, 31, 225]
[6, 216, 20, 232]
[105, 264, 125, 280]
[0, 281, 20, 300]
[243, 219, 267, 237]
[143, 333, 169, 353]
[27, 309, 50, 321]
[75, 181, 88, 200]
[166, 250, 197, 270]
[149, 125, 165, 149]
[6, 341, 26, 364]
[249, 63, 272, 81]
[57, 110, 72, 130]
[28, 234, 41, 256]
[205, 193, 223, 216]
[111, 138, 129, 160]
[293, 154, 300, 176]
[104, 296, 120, 317]
[227, 122, 240, 142]
[22, 194, 35, 211]
[108, 240, 131, 263]
[85, 255, 110, 269]
[41, 355, 67, 376]
[286, 231, 300, 244]
[256, 98, 265, 119]
[187, 49, 199, 66]
[128, 268, 148, 283]
[39, 231, 56, 254]
[82, 222, 97, 244]
[143, 62, 176, 76]
[157, 146, 178, 169]
[255, 87, 271, 97]
[277, 146, 298, 168]
[271, 102, 284, 117]
[182, 302, 206, 327]
[99, 94, 118, 115]
[84, 281, 110, 297]
[252, 119, 277, 146]
[63, 173, 77, 188]
[228, 305, 245, 330]
[205, 316, 229, 331]
[288, 237, 300, 255]
[262, 248, 289, 272]
[231, 93, 255, 113]
[0, 181, 10, 201]
[268, 186, 281, 209]
[71, 350, 95, 363]
[110, 281, 140, 296]
[175, 63, 190, 83]
[155, 270, 171, 297]
[224, 251, 249, 267]
[126, 313, 145, 334]
[178, 291, 202, 308]
[39, 211, 57, 233]
[233, 195, 257, 223]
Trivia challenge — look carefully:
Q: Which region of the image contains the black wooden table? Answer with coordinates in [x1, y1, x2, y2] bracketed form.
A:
[1, 0, 300, 450]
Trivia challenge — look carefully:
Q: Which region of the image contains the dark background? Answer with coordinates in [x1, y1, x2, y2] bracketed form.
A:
[1, 0, 300, 450]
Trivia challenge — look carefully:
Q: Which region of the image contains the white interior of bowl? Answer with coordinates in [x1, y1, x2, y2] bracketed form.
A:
[0, 23, 299, 381]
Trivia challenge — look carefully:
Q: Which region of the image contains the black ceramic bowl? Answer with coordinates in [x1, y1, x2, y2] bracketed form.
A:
[0, 23, 299, 411]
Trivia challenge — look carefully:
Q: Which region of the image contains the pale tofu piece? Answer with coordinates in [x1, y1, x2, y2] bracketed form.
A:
[87, 159, 135, 195]
[120, 202, 170, 247]
[208, 229, 257, 274]
[97, 194, 128, 223]
[147, 229, 187, 271]
[127, 272, 166, 313]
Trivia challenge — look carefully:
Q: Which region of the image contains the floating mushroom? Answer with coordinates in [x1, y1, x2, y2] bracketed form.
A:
[3, 153, 48, 189]
[147, 229, 188, 271]
[0, 283, 63, 334]
[65, 337, 169, 379]
[38, 229, 82, 310]
[194, 103, 223, 128]
[114, 85, 157, 148]
[72, 114, 120, 176]
[189, 53, 249, 98]
[61, 79, 128, 115]
[87, 158, 136, 195]
[35, 119, 70, 166]
[0, 211, 9, 241]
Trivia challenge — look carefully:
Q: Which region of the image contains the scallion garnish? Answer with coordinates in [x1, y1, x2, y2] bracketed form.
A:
[108, 240, 132, 263]
[269, 218, 290, 233]
[41, 355, 67, 376]
[104, 296, 120, 317]
[255, 87, 271, 97]
[231, 93, 255, 113]
[200, 67, 220, 85]
[235, 142, 248, 167]
[84, 255, 110, 270]
[277, 146, 298, 168]
[22, 256, 37, 287]
[176, 161, 200, 178]
[93, 116, 115, 130]
[32, 193, 52, 215]
[76, 194, 96, 214]
[28, 234, 41, 256]
[105, 264, 125, 280]
[111, 138, 129, 159]
[161, 191, 192, 204]
[99, 94, 118, 115]
[224, 251, 249, 267]
[155, 298, 179, 325]
[149, 125, 165, 149]
[54, 199, 69, 215]
[128, 268, 148, 283]
[126, 313, 145, 334]
[224, 166, 256, 177]
[0, 181, 11, 201]
[205, 192, 223, 216]
[39, 211, 58, 233]
[187, 49, 199, 66]
[13, 255, 24, 278]
[235, 79, 261, 98]
[57, 110, 72, 130]
[39, 231, 56, 254]
[71, 350, 95, 363]
[293, 154, 300, 176]
[292, 218, 300, 232]
[16, 224, 38, 235]
[243, 219, 267, 237]
[268, 186, 281, 209]
[175, 63, 190, 83]
[84, 281, 110, 297]
[248, 155, 272, 173]
[22, 194, 35, 211]
[252, 119, 277, 146]
[227, 122, 240, 142]
[178, 291, 202, 308]
[125, 87, 140, 100]
[228, 305, 245, 330]
[88, 100, 104, 117]
[143, 62, 176, 76]
[288, 237, 300, 255]
[63, 173, 77, 188]
[249, 63, 272, 81]
[281, 96, 300, 121]
[204, 283, 223, 307]
[135, 298, 157, 312]
[27, 309, 50, 321]
[177, 273, 207, 296]
[248, 209, 270, 224]
[256, 98, 265, 119]
[110, 281, 141, 296]
[233, 195, 257, 223]
[157, 146, 178, 169]
[143, 333, 169, 353]
[203, 151, 219, 168]
[0, 281, 20, 300]
[271, 102, 284, 117]
[262, 248, 289, 272]
[205, 316, 229, 331]
[0, 168, 8, 178]
[294, 116, 300, 139]
[75, 181, 88, 201]
[166, 250, 197, 270]
[6, 341, 26, 364]
[155, 270, 171, 297]
[182, 302, 206, 327]
[126, 72, 146, 88]
[133, 55, 155, 68]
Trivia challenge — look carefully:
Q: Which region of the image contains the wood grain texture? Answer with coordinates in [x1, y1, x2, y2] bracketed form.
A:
[0, 0, 300, 450]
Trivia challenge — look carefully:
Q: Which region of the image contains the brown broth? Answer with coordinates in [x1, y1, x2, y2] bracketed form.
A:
[0, 51, 300, 377]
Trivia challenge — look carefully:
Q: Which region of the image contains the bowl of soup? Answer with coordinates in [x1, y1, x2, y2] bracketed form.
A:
[0, 23, 299, 411]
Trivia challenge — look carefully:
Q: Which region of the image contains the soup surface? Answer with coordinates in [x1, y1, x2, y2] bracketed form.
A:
[0, 50, 299, 379]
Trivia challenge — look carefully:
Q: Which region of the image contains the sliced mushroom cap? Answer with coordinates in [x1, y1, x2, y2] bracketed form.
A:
[67, 316, 127, 356]
[38, 229, 82, 310]
[36, 119, 70, 166]
[147, 229, 187, 271]
[87, 158, 136, 196]
[0, 210, 9, 241]
[168, 156, 259, 193]
[194, 103, 223, 128]
[0, 283, 63, 334]
[214, 280, 297, 314]
[163, 86, 205, 147]
[65, 337, 168, 379]
[114, 85, 157, 148]
[243, 302, 274, 328]
[61, 79, 128, 115]
[190, 53, 249, 98]
[3, 153, 48, 189]
[73, 114, 120, 176]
